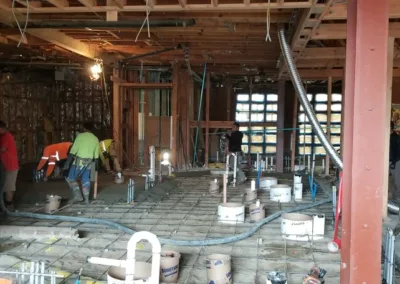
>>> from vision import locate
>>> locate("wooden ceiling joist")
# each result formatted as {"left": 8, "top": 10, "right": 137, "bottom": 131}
{"left": 47, "top": 0, "right": 69, "bottom": 8}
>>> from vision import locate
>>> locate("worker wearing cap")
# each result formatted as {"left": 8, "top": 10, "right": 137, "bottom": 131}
{"left": 64, "top": 122, "right": 99, "bottom": 204}
{"left": 99, "top": 139, "right": 121, "bottom": 174}
{"left": 36, "top": 142, "right": 72, "bottom": 180}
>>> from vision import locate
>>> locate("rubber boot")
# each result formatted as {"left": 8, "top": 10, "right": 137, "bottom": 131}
{"left": 66, "top": 178, "right": 83, "bottom": 203}
{"left": 82, "top": 183, "right": 90, "bottom": 204}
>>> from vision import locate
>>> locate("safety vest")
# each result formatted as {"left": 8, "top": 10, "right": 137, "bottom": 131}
{"left": 37, "top": 142, "right": 72, "bottom": 177}
{"left": 99, "top": 139, "right": 113, "bottom": 153}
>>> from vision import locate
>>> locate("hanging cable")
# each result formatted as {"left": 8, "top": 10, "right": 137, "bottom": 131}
{"left": 12, "top": 0, "right": 30, "bottom": 47}
{"left": 135, "top": 0, "right": 151, "bottom": 42}
{"left": 265, "top": 0, "right": 272, "bottom": 42}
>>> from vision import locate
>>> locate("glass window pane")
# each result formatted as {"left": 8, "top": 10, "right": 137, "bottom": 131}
{"left": 316, "top": 113, "right": 327, "bottom": 122}
{"left": 314, "top": 137, "right": 321, "bottom": 144}
{"left": 299, "top": 146, "right": 312, "bottom": 155}
{"left": 265, "top": 134, "right": 276, "bottom": 143}
{"left": 265, "top": 146, "right": 276, "bottom": 154}
{"left": 315, "top": 93, "right": 328, "bottom": 102}
{"left": 241, "top": 145, "right": 249, "bottom": 153}
{"left": 251, "top": 126, "right": 264, "bottom": 133}
{"left": 330, "top": 126, "right": 341, "bottom": 134}
{"left": 267, "top": 94, "right": 278, "bottom": 101}
{"left": 299, "top": 124, "right": 312, "bottom": 134}
{"left": 252, "top": 94, "right": 265, "bottom": 102}
{"left": 251, "top": 113, "right": 264, "bottom": 122}
{"left": 299, "top": 135, "right": 312, "bottom": 144}
{"left": 331, "top": 103, "right": 342, "bottom": 111}
{"left": 237, "top": 94, "right": 249, "bottom": 101}
{"left": 251, "top": 104, "right": 265, "bottom": 111}
{"left": 307, "top": 94, "right": 313, "bottom": 101}
{"left": 315, "top": 146, "right": 326, "bottom": 155}
{"left": 265, "top": 126, "right": 277, "bottom": 134}
{"left": 242, "top": 134, "right": 249, "bottom": 143}
{"left": 299, "top": 113, "right": 309, "bottom": 123}
{"left": 266, "top": 113, "right": 277, "bottom": 122}
{"left": 236, "top": 112, "right": 249, "bottom": 122}
{"left": 239, "top": 126, "right": 248, "bottom": 132}
{"left": 237, "top": 103, "right": 249, "bottom": 111}
{"left": 315, "top": 104, "right": 327, "bottom": 111}
{"left": 331, "top": 136, "right": 341, "bottom": 144}
{"left": 250, "top": 145, "right": 263, "bottom": 154}
{"left": 266, "top": 104, "right": 278, "bottom": 111}
{"left": 252, "top": 134, "right": 264, "bottom": 143}
{"left": 332, "top": 93, "right": 342, "bottom": 102}
{"left": 331, "top": 113, "right": 342, "bottom": 123}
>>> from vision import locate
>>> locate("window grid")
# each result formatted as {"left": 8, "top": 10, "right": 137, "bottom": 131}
{"left": 297, "top": 93, "right": 342, "bottom": 156}
{"left": 235, "top": 93, "right": 278, "bottom": 154}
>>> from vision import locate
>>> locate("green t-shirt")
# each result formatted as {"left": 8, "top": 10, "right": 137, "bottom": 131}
{"left": 70, "top": 132, "right": 99, "bottom": 160}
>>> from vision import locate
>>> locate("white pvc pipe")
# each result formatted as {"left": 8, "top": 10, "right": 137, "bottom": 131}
{"left": 225, "top": 154, "right": 230, "bottom": 175}
{"left": 88, "top": 257, "right": 125, "bottom": 268}
{"left": 223, "top": 174, "right": 227, "bottom": 204}
{"left": 125, "top": 231, "right": 161, "bottom": 284}
{"left": 233, "top": 153, "right": 237, "bottom": 187}
{"left": 149, "top": 146, "right": 155, "bottom": 183}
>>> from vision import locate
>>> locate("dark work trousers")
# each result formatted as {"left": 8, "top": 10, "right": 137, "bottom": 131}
{"left": 390, "top": 160, "right": 400, "bottom": 200}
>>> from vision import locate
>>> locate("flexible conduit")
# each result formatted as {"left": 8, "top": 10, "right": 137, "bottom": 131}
{"left": 278, "top": 26, "right": 343, "bottom": 171}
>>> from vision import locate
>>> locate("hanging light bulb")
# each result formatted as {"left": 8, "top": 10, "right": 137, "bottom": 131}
{"left": 89, "top": 58, "right": 103, "bottom": 81}
{"left": 90, "top": 63, "right": 102, "bottom": 74}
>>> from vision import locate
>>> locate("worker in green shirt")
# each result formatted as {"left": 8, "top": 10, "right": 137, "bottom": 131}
{"left": 64, "top": 122, "right": 99, "bottom": 204}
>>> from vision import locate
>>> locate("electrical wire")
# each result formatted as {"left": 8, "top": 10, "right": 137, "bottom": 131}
{"left": 135, "top": 0, "right": 151, "bottom": 42}
{"left": 12, "top": 0, "right": 30, "bottom": 47}
{"left": 265, "top": 0, "right": 272, "bottom": 42}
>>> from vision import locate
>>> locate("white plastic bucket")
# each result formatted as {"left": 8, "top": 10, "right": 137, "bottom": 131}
{"left": 312, "top": 214, "right": 325, "bottom": 240}
{"left": 209, "top": 180, "right": 220, "bottom": 195}
{"left": 293, "top": 183, "right": 303, "bottom": 200}
{"left": 206, "top": 254, "right": 232, "bottom": 284}
{"left": 217, "top": 203, "right": 245, "bottom": 224}
{"left": 281, "top": 213, "right": 313, "bottom": 241}
{"left": 294, "top": 175, "right": 302, "bottom": 183}
{"left": 244, "top": 188, "right": 257, "bottom": 202}
{"left": 249, "top": 202, "right": 265, "bottom": 221}
{"left": 259, "top": 177, "right": 278, "bottom": 190}
{"left": 160, "top": 251, "right": 181, "bottom": 283}
{"left": 44, "top": 195, "right": 62, "bottom": 214}
{"left": 270, "top": 184, "right": 291, "bottom": 203}
{"left": 107, "top": 262, "right": 151, "bottom": 284}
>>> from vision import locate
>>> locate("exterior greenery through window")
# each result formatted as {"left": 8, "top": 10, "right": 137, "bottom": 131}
{"left": 235, "top": 93, "right": 278, "bottom": 154}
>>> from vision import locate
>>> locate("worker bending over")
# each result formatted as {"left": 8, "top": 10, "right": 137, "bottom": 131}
{"left": 99, "top": 139, "right": 121, "bottom": 174}
{"left": 36, "top": 142, "right": 72, "bottom": 180}
{"left": 64, "top": 122, "right": 99, "bottom": 204}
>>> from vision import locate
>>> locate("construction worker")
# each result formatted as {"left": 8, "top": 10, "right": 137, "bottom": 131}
{"left": 99, "top": 139, "right": 122, "bottom": 174}
{"left": 0, "top": 120, "right": 18, "bottom": 211}
{"left": 64, "top": 122, "right": 99, "bottom": 204}
{"left": 36, "top": 142, "right": 72, "bottom": 180}
{"left": 225, "top": 122, "right": 247, "bottom": 184}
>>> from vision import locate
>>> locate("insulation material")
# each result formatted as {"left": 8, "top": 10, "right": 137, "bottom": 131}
{"left": 0, "top": 70, "right": 111, "bottom": 164}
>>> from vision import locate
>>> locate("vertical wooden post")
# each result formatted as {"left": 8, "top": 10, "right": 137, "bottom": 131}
{"left": 325, "top": 77, "right": 332, "bottom": 176}
{"left": 341, "top": 0, "right": 389, "bottom": 282}
{"left": 290, "top": 94, "right": 298, "bottom": 171}
{"left": 276, "top": 80, "right": 285, "bottom": 172}
{"left": 143, "top": 71, "right": 149, "bottom": 166}
{"left": 205, "top": 72, "right": 210, "bottom": 167}
{"left": 112, "top": 68, "right": 122, "bottom": 163}
{"left": 132, "top": 71, "right": 139, "bottom": 165}
{"left": 383, "top": 37, "right": 394, "bottom": 218}
{"left": 226, "top": 77, "right": 232, "bottom": 121}
{"left": 187, "top": 77, "right": 194, "bottom": 165}
{"left": 171, "top": 65, "right": 179, "bottom": 168}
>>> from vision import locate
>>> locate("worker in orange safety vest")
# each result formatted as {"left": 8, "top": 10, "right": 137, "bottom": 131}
{"left": 36, "top": 142, "right": 72, "bottom": 179}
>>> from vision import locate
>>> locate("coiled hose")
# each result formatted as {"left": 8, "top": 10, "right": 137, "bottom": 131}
{"left": 0, "top": 163, "right": 331, "bottom": 246}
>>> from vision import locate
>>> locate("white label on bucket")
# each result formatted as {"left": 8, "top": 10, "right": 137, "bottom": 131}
{"left": 161, "top": 265, "right": 178, "bottom": 277}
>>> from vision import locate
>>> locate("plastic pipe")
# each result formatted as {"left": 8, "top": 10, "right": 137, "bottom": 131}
{"left": 223, "top": 174, "right": 228, "bottom": 204}
{"left": 149, "top": 146, "right": 155, "bottom": 184}
{"left": 88, "top": 257, "right": 124, "bottom": 268}
{"left": 233, "top": 153, "right": 237, "bottom": 187}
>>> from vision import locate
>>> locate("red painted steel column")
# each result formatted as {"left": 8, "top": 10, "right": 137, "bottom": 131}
{"left": 341, "top": 0, "right": 389, "bottom": 283}
{"left": 276, "top": 79, "right": 285, "bottom": 172}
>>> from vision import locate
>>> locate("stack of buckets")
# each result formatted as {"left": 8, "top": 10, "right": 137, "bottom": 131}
{"left": 293, "top": 174, "right": 303, "bottom": 201}
{"left": 206, "top": 254, "right": 232, "bottom": 284}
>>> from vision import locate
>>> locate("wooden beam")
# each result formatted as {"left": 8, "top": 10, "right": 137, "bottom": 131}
{"left": 314, "top": 22, "right": 400, "bottom": 40}
{"left": 0, "top": 35, "right": 7, "bottom": 44}
{"left": 244, "top": 0, "right": 250, "bottom": 5}
{"left": 106, "top": 11, "right": 118, "bottom": 21}
{"left": 113, "top": 68, "right": 122, "bottom": 164}
{"left": 324, "top": 0, "right": 400, "bottom": 20}
{"left": 205, "top": 72, "right": 210, "bottom": 167}
{"left": 301, "top": 47, "right": 346, "bottom": 60}
{"left": 15, "top": 0, "right": 41, "bottom": 8}
{"left": 0, "top": 0, "right": 10, "bottom": 9}
{"left": 171, "top": 65, "right": 178, "bottom": 168}
{"left": 76, "top": 0, "right": 96, "bottom": 7}
{"left": 147, "top": 0, "right": 156, "bottom": 8}
{"left": 178, "top": 0, "right": 186, "bottom": 7}
{"left": 47, "top": 0, "right": 69, "bottom": 8}
{"left": 325, "top": 76, "right": 332, "bottom": 176}
{"left": 10, "top": 2, "right": 324, "bottom": 14}
{"left": 212, "top": 0, "right": 218, "bottom": 7}
{"left": 117, "top": 82, "right": 172, "bottom": 88}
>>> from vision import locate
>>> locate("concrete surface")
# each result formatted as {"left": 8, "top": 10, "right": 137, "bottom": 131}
{"left": 0, "top": 172, "right": 346, "bottom": 283}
